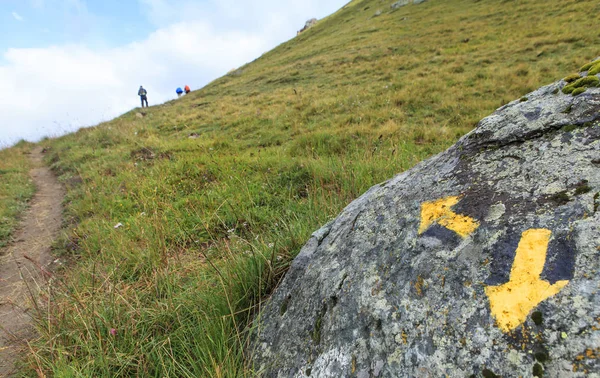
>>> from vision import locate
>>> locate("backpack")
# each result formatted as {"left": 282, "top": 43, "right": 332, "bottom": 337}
{"left": 140, "top": 88, "right": 147, "bottom": 96}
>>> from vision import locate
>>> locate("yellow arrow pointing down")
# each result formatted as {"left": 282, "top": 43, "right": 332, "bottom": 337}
{"left": 418, "top": 196, "right": 479, "bottom": 238}
{"left": 485, "top": 229, "right": 569, "bottom": 332}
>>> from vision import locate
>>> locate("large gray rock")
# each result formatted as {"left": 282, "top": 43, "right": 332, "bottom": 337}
{"left": 298, "top": 19, "right": 318, "bottom": 35}
{"left": 390, "top": 0, "right": 410, "bottom": 9}
{"left": 305, "top": 18, "right": 318, "bottom": 28}
{"left": 252, "top": 68, "right": 600, "bottom": 377}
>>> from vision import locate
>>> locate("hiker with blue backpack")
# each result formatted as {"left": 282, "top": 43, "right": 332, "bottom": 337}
{"left": 176, "top": 87, "right": 183, "bottom": 97}
{"left": 138, "top": 86, "right": 148, "bottom": 108}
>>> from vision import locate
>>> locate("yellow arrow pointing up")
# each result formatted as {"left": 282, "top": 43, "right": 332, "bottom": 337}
{"left": 418, "top": 196, "right": 479, "bottom": 238}
{"left": 485, "top": 229, "right": 569, "bottom": 332}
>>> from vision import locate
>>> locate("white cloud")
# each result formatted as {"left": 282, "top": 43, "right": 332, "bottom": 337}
{"left": 0, "top": 21, "right": 268, "bottom": 146}
{"left": 30, "top": 0, "right": 45, "bottom": 9}
{"left": 0, "top": 0, "right": 348, "bottom": 147}
{"left": 12, "top": 12, "right": 24, "bottom": 21}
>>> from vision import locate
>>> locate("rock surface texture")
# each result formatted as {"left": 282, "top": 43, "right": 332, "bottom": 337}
{"left": 298, "top": 19, "right": 318, "bottom": 35}
{"left": 252, "top": 68, "right": 600, "bottom": 377}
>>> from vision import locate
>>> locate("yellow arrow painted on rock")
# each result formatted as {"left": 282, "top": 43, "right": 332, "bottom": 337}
{"left": 485, "top": 229, "right": 569, "bottom": 332}
{"left": 418, "top": 196, "right": 479, "bottom": 238}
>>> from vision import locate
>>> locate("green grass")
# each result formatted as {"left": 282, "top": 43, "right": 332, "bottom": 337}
{"left": 0, "top": 141, "right": 35, "bottom": 248}
{"left": 4, "top": 0, "right": 596, "bottom": 376}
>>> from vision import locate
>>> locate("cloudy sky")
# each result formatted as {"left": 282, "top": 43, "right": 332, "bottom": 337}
{"left": 0, "top": 0, "right": 348, "bottom": 147}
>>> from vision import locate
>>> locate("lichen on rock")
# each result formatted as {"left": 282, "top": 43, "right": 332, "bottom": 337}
{"left": 251, "top": 66, "right": 600, "bottom": 377}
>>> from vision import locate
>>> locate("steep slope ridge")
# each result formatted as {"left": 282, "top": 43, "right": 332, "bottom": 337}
{"left": 13, "top": 0, "right": 598, "bottom": 375}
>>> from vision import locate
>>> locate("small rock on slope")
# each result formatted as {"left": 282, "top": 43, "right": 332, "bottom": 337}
{"left": 391, "top": 0, "right": 426, "bottom": 10}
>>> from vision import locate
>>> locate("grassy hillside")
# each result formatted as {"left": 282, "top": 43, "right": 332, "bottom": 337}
{"left": 9, "top": 0, "right": 597, "bottom": 376}
{"left": 0, "top": 142, "right": 35, "bottom": 248}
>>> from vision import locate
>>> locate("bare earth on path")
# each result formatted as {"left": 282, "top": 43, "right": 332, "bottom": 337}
{"left": 0, "top": 147, "right": 64, "bottom": 377}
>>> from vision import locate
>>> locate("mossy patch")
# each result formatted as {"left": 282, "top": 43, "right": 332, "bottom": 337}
{"left": 562, "top": 75, "right": 599, "bottom": 95}
{"left": 280, "top": 294, "right": 292, "bottom": 316}
{"left": 312, "top": 304, "right": 327, "bottom": 345}
{"left": 580, "top": 62, "right": 595, "bottom": 72}
{"left": 580, "top": 60, "right": 600, "bottom": 75}
{"left": 550, "top": 190, "right": 570, "bottom": 205}
{"left": 531, "top": 311, "right": 543, "bottom": 326}
{"left": 535, "top": 351, "right": 549, "bottom": 363}
{"left": 533, "top": 363, "right": 544, "bottom": 377}
{"left": 564, "top": 73, "right": 581, "bottom": 83}
{"left": 571, "top": 87, "right": 586, "bottom": 96}
{"left": 520, "top": 96, "right": 528, "bottom": 102}
{"left": 560, "top": 122, "right": 593, "bottom": 133}
{"left": 482, "top": 368, "right": 499, "bottom": 378}
{"left": 574, "top": 180, "right": 591, "bottom": 195}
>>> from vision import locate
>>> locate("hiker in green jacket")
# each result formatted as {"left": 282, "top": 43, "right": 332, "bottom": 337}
{"left": 138, "top": 86, "right": 148, "bottom": 108}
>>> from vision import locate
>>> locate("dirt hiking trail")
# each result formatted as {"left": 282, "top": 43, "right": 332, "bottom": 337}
{"left": 0, "top": 147, "right": 63, "bottom": 377}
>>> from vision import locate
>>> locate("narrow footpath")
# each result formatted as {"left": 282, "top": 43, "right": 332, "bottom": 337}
{"left": 0, "top": 147, "right": 63, "bottom": 377}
